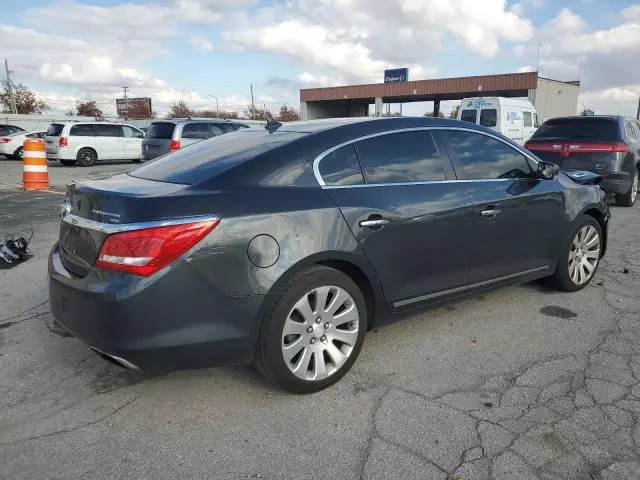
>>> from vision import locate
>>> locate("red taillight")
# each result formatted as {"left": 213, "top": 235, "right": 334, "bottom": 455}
{"left": 95, "top": 219, "right": 219, "bottom": 277}
{"left": 169, "top": 140, "right": 180, "bottom": 151}
{"left": 59, "top": 137, "right": 68, "bottom": 147}
{"left": 525, "top": 142, "right": 629, "bottom": 154}
{"left": 0, "top": 137, "right": 11, "bottom": 143}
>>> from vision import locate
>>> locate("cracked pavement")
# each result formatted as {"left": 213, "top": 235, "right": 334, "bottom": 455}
{"left": 1, "top": 172, "right": 640, "bottom": 479}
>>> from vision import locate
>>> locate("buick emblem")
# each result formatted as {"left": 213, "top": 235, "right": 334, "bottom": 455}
{"left": 60, "top": 199, "right": 72, "bottom": 219}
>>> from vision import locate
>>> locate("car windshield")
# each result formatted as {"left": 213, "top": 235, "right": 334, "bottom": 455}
{"left": 146, "top": 122, "right": 175, "bottom": 139}
{"left": 532, "top": 118, "right": 621, "bottom": 141}
{"left": 130, "top": 129, "right": 306, "bottom": 185}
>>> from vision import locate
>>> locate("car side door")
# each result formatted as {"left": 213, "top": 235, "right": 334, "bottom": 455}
{"left": 94, "top": 124, "right": 125, "bottom": 159}
{"left": 433, "top": 128, "right": 564, "bottom": 287}
{"left": 318, "top": 129, "right": 475, "bottom": 310}
{"left": 122, "top": 125, "right": 143, "bottom": 160}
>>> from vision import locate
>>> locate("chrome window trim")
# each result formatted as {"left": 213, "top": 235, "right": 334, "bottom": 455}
{"left": 312, "top": 126, "right": 540, "bottom": 188}
{"left": 61, "top": 213, "right": 219, "bottom": 235}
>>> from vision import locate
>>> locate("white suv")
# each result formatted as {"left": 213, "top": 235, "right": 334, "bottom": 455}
{"left": 45, "top": 122, "right": 145, "bottom": 167}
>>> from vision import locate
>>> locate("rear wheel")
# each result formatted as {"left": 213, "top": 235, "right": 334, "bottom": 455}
{"left": 256, "top": 266, "right": 367, "bottom": 393}
{"left": 60, "top": 159, "right": 77, "bottom": 166}
{"left": 547, "top": 215, "right": 602, "bottom": 292}
{"left": 12, "top": 146, "right": 23, "bottom": 160}
{"left": 616, "top": 169, "right": 638, "bottom": 207}
{"left": 76, "top": 148, "right": 97, "bottom": 167}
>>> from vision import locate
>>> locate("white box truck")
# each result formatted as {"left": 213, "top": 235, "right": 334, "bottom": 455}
{"left": 457, "top": 97, "right": 540, "bottom": 145}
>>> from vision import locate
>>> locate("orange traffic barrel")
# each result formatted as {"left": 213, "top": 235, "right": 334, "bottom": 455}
{"left": 23, "top": 138, "right": 49, "bottom": 191}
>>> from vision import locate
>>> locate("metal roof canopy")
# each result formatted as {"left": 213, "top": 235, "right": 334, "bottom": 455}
{"left": 300, "top": 72, "right": 542, "bottom": 103}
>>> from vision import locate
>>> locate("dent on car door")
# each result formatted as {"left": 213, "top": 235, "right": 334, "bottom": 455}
{"left": 318, "top": 129, "right": 475, "bottom": 309}
{"left": 434, "top": 129, "right": 564, "bottom": 286}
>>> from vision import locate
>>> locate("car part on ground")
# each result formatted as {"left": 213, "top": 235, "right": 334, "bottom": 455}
{"left": 49, "top": 117, "right": 610, "bottom": 393}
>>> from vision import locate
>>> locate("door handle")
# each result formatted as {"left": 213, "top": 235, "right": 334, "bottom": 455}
{"left": 480, "top": 208, "right": 501, "bottom": 218}
{"left": 359, "top": 218, "right": 389, "bottom": 228}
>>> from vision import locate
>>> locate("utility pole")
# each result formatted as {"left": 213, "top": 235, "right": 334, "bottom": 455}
{"left": 4, "top": 59, "right": 18, "bottom": 114}
{"left": 122, "top": 86, "right": 129, "bottom": 119}
{"left": 536, "top": 43, "right": 541, "bottom": 73}
{"left": 637, "top": 96, "right": 640, "bottom": 120}
{"left": 250, "top": 83, "right": 255, "bottom": 120}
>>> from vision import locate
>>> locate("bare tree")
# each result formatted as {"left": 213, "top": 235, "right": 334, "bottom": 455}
{"left": 244, "top": 105, "right": 272, "bottom": 121}
{"left": 192, "top": 109, "right": 240, "bottom": 120}
{"left": 449, "top": 104, "right": 460, "bottom": 119}
{"left": 277, "top": 105, "right": 300, "bottom": 122}
{"left": 76, "top": 100, "right": 103, "bottom": 118}
{"left": 0, "top": 80, "right": 49, "bottom": 114}
{"left": 167, "top": 101, "right": 191, "bottom": 118}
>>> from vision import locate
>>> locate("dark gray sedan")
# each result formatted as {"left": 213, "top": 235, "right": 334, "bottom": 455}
{"left": 49, "top": 117, "right": 609, "bottom": 393}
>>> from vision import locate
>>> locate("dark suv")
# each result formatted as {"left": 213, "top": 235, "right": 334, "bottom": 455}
{"left": 49, "top": 117, "right": 609, "bottom": 393}
{"left": 525, "top": 116, "right": 640, "bottom": 206}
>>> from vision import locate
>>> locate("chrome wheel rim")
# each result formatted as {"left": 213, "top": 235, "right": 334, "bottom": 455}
{"left": 281, "top": 285, "right": 359, "bottom": 381}
{"left": 80, "top": 151, "right": 94, "bottom": 164}
{"left": 568, "top": 225, "right": 600, "bottom": 285}
{"left": 631, "top": 171, "right": 638, "bottom": 203}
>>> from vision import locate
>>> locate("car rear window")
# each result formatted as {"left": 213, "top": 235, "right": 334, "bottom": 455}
{"left": 146, "top": 122, "right": 176, "bottom": 139}
{"left": 130, "top": 130, "right": 305, "bottom": 185}
{"left": 532, "top": 118, "right": 621, "bottom": 142}
{"left": 47, "top": 123, "right": 65, "bottom": 136}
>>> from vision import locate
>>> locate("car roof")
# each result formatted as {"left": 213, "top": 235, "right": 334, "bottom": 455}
{"left": 275, "top": 116, "right": 488, "bottom": 133}
{"left": 151, "top": 119, "right": 249, "bottom": 124}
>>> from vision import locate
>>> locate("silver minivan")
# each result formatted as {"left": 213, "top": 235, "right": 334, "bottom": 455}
{"left": 141, "top": 119, "right": 251, "bottom": 161}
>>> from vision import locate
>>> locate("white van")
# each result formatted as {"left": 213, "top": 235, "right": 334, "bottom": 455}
{"left": 457, "top": 97, "right": 539, "bottom": 145}
{"left": 45, "top": 122, "right": 145, "bottom": 166}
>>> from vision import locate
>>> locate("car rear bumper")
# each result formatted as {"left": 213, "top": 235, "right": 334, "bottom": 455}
{"left": 48, "top": 243, "right": 263, "bottom": 371}
{"left": 600, "top": 172, "right": 632, "bottom": 195}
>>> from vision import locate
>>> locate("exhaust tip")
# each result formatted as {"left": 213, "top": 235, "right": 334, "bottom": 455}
{"left": 90, "top": 347, "right": 141, "bottom": 371}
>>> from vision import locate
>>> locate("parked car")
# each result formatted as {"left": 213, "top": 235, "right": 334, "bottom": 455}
{"left": 0, "top": 130, "right": 46, "bottom": 159}
{"left": 457, "top": 97, "right": 540, "bottom": 145}
{"left": 45, "top": 122, "right": 145, "bottom": 167}
{"left": 0, "top": 124, "right": 25, "bottom": 136}
{"left": 525, "top": 116, "right": 640, "bottom": 206}
{"left": 49, "top": 117, "right": 609, "bottom": 393}
{"left": 141, "top": 119, "right": 250, "bottom": 161}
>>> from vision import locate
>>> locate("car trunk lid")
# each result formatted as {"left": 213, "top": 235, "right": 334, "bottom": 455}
{"left": 45, "top": 123, "right": 65, "bottom": 155}
{"left": 142, "top": 122, "right": 175, "bottom": 159}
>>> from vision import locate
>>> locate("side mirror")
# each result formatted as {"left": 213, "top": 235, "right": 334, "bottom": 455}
{"left": 537, "top": 161, "right": 559, "bottom": 180}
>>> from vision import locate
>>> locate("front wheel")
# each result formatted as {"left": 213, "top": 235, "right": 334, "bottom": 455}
{"left": 547, "top": 216, "right": 602, "bottom": 292}
{"left": 256, "top": 266, "right": 367, "bottom": 393}
{"left": 616, "top": 169, "right": 638, "bottom": 207}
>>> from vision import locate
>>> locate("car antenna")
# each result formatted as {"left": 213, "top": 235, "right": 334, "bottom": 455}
{"left": 264, "top": 112, "right": 282, "bottom": 134}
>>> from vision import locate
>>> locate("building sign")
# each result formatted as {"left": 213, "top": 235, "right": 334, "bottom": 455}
{"left": 116, "top": 97, "right": 152, "bottom": 118}
{"left": 384, "top": 68, "right": 409, "bottom": 83}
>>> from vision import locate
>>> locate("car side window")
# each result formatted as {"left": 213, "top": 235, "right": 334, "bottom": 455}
{"left": 95, "top": 125, "right": 123, "bottom": 137}
{"left": 206, "top": 123, "right": 224, "bottom": 136}
{"left": 318, "top": 144, "right": 364, "bottom": 186}
{"left": 440, "top": 130, "right": 532, "bottom": 180}
{"left": 460, "top": 110, "right": 477, "bottom": 123}
{"left": 182, "top": 123, "right": 208, "bottom": 139}
{"left": 624, "top": 122, "right": 636, "bottom": 140}
{"left": 354, "top": 131, "right": 446, "bottom": 184}
{"left": 69, "top": 124, "right": 95, "bottom": 137}
{"left": 523, "top": 111, "right": 532, "bottom": 127}
{"left": 479, "top": 109, "right": 497, "bottom": 128}
{"left": 213, "top": 123, "right": 235, "bottom": 134}
{"left": 122, "top": 126, "right": 142, "bottom": 138}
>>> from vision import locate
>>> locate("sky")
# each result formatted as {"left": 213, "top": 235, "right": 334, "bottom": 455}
{"left": 1, "top": 0, "right": 640, "bottom": 118}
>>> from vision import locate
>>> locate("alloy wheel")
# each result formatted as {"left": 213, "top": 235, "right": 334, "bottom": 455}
{"left": 568, "top": 225, "right": 600, "bottom": 285}
{"left": 281, "top": 285, "right": 360, "bottom": 381}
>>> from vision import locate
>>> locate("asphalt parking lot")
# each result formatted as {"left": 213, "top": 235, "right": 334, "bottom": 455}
{"left": 1, "top": 158, "right": 640, "bottom": 480}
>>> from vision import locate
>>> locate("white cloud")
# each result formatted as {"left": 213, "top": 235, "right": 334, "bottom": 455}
{"left": 189, "top": 36, "right": 215, "bottom": 52}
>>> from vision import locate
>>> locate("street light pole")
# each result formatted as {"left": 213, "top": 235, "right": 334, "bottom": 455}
{"left": 208, "top": 95, "right": 219, "bottom": 118}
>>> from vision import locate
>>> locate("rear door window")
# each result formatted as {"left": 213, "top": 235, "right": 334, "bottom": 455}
{"left": 355, "top": 131, "right": 447, "bottom": 184}
{"left": 523, "top": 111, "right": 533, "bottom": 127}
{"left": 318, "top": 144, "right": 364, "bottom": 186}
{"left": 479, "top": 109, "right": 498, "bottom": 128}
{"left": 146, "top": 122, "right": 175, "bottom": 139}
{"left": 69, "top": 124, "right": 95, "bottom": 137}
{"left": 460, "top": 110, "right": 477, "bottom": 123}
{"left": 439, "top": 130, "right": 532, "bottom": 180}
{"left": 182, "top": 123, "right": 209, "bottom": 139}
{"left": 95, "top": 125, "right": 123, "bottom": 137}
{"left": 47, "top": 124, "right": 65, "bottom": 136}
{"left": 213, "top": 123, "right": 235, "bottom": 134}
{"left": 532, "top": 118, "right": 621, "bottom": 141}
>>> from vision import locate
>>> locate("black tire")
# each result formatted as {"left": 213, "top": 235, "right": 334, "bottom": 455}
{"left": 12, "top": 146, "right": 23, "bottom": 160}
{"left": 76, "top": 148, "right": 97, "bottom": 167}
{"left": 616, "top": 169, "right": 638, "bottom": 207}
{"left": 546, "top": 215, "right": 603, "bottom": 292}
{"left": 256, "top": 265, "right": 367, "bottom": 394}
{"left": 59, "top": 159, "right": 77, "bottom": 166}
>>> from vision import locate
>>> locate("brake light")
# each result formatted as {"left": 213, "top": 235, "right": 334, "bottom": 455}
{"left": 59, "top": 137, "right": 68, "bottom": 147}
{"left": 95, "top": 219, "right": 219, "bottom": 276}
{"left": 0, "top": 137, "right": 11, "bottom": 143}
{"left": 525, "top": 142, "right": 629, "bottom": 154}
{"left": 169, "top": 140, "right": 180, "bottom": 151}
